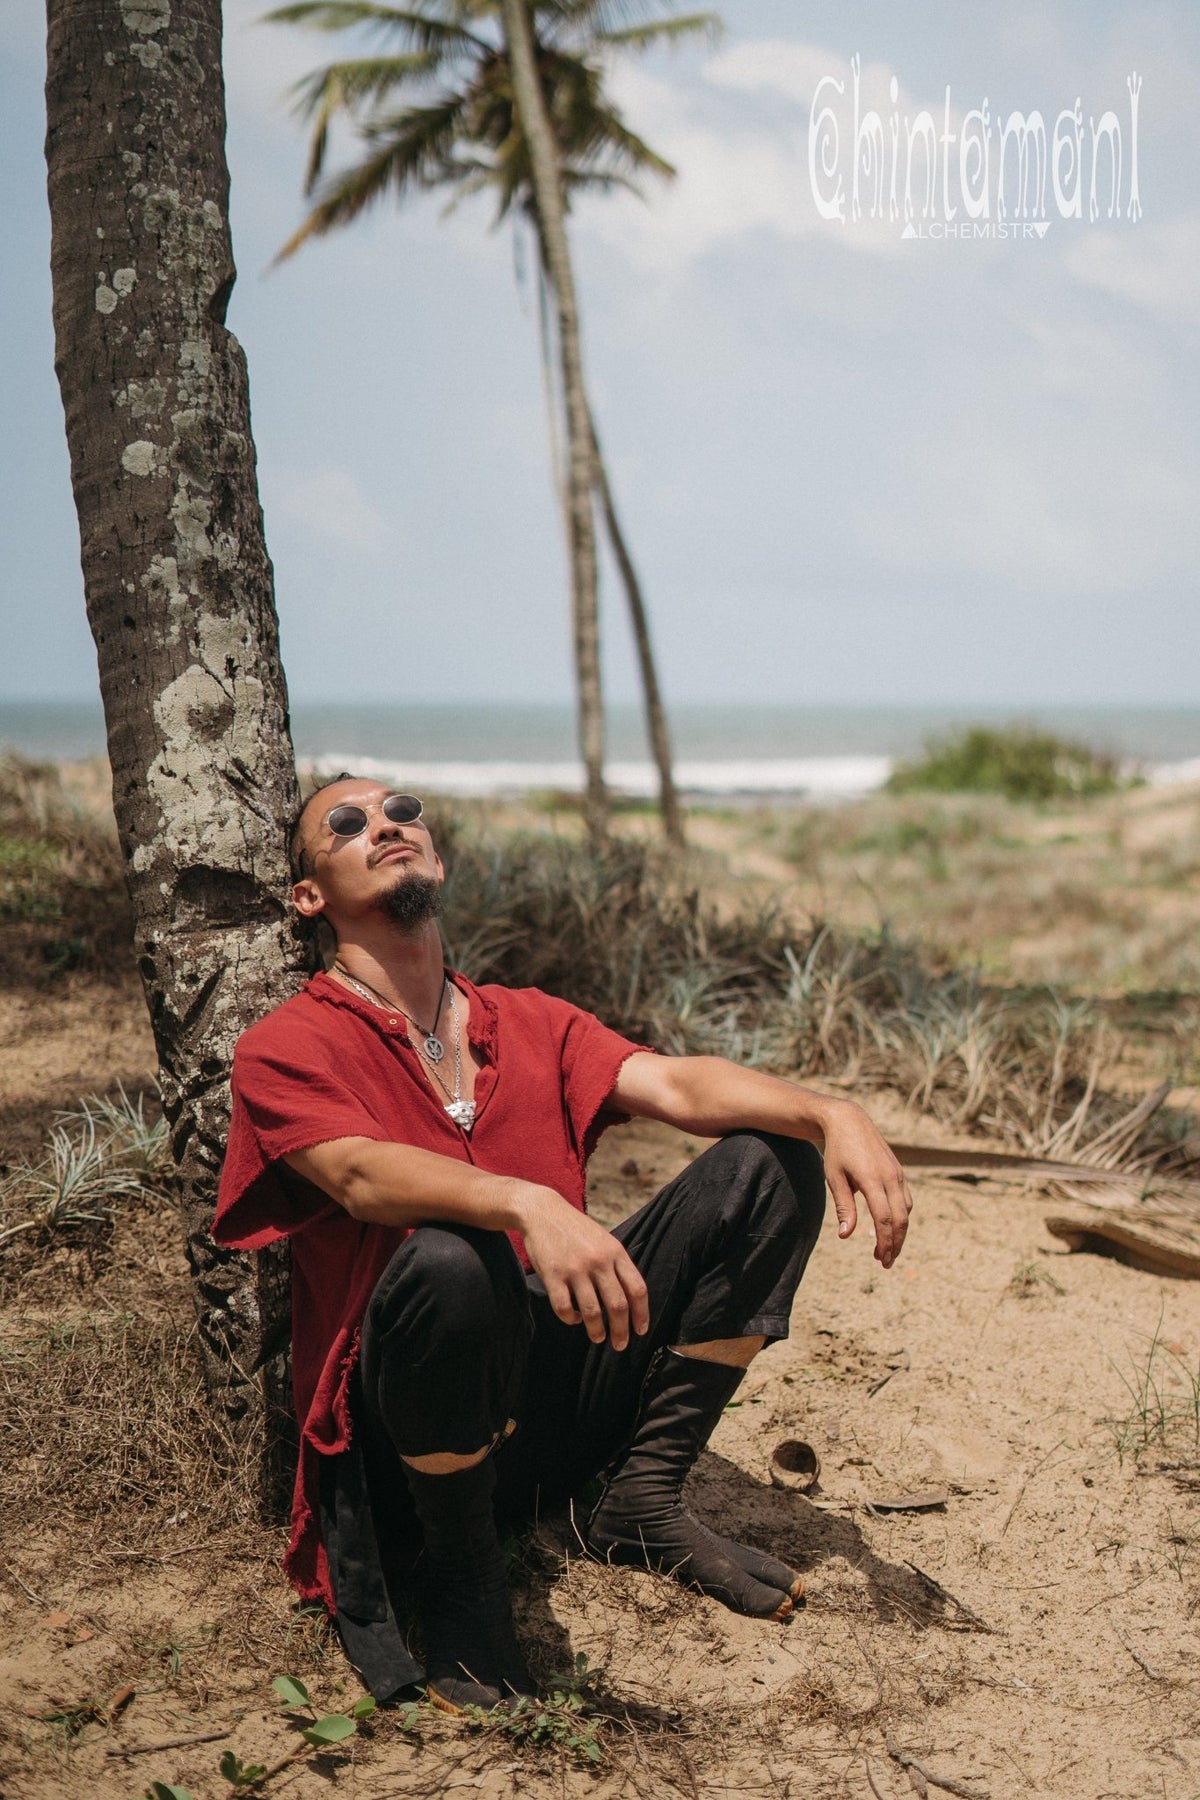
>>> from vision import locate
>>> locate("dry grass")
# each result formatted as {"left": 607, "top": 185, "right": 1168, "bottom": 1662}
{"left": 1, "top": 1311, "right": 233, "bottom": 1533}
{"left": 0, "top": 752, "right": 130, "bottom": 982}
{"left": 437, "top": 822, "right": 1196, "bottom": 1176}
{"left": 737, "top": 782, "right": 1200, "bottom": 997}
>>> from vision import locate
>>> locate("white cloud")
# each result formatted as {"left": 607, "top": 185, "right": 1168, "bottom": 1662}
{"left": 579, "top": 47, "right": 999, "bottom": 273}
{"left": 705, "top": 39, "right": 884, "bottom": 110}
{"left": 1065, "top": 216, "right": 1200, "bottom": 328}
{"left": 842, "top": 338, "right": 1200, "bottom": 598}
{"left": 994, "top": 12, "right": 1200, "bottom": 123}
{"left": 269, "top": 467, "right": 396, "bottom": 555}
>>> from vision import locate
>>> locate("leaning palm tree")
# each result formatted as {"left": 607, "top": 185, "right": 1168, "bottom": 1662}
{"left": 266, "top": 0, "right": 716, "bottom": 844}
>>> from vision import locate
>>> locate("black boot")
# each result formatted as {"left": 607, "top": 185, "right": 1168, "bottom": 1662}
{"left": 587, "top": 1349, "right": 804, "bottom": 1620}
{"left": 404, "top": 1457, "right": 536, "bottom": 1713}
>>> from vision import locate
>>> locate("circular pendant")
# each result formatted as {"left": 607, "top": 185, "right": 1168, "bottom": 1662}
{"left": 423, "top": 1034, "right": 446, "bottom": 1063}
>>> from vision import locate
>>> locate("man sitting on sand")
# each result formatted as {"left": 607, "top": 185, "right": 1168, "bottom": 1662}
{"left": 213, "top": 777, "right": 912, "bottom": 1713}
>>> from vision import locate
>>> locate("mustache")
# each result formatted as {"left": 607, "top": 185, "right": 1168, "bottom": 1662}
{"left": 369, "top": 838, "right": 423, "bottom": 868}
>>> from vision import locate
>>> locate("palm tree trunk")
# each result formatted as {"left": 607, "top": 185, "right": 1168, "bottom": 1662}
{"left": 532, "top": 260, "right": 683, "bottom": 846}
{"left": 586, "top": 409, "right": 685, "bottom": 846}
{"left": 498, "top": 0, "right": 607, "bottom": 845}
{"left": 45, "top": 0, "right": 305, "bottom": 1511}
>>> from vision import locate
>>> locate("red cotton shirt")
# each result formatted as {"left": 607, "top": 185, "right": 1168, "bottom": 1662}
{"left": 212, "top": 969, "right": 647, "bottom": 1609}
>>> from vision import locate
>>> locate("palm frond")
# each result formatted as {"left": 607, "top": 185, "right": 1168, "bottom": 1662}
{"left": 263, "top": 1, "right": 488, "bottom": 55}
{"left": 299, "top": 70, "right": 340, "bottom": 188}
{"left": 593, "top": 13, "right": 722, "bottom": 52}
{"left": 438, "top": 161, "right": 501, "bottom": 217}
{"left": 290, "top": 55, "right": 447, "bottom": 188}
{"left": 559, "top": 167, "right": 645, "bottom": 202}
{"left": 289, "top": 52, "right": 445, "bottom": 118}
{"left": 274, "top": 152, "right": 404, "bottom": 260}
{"left": 273, "top": 91, "right": 473, "bottom": 259}
{"left": 563, "top": 105, "right": 676, "bottom": 183}
{"left": 538, "top": 0, "right": 696, "bottom": 35}
{"left": 269, "top": 0, "right": 702, "bottom": 250}
{"left": 537, "top": 50, "right": 676, "bottom": 183}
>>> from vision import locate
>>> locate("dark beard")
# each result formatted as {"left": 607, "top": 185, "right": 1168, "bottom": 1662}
{"left": 379, "top": 872, "right": 442, "bottom": 933}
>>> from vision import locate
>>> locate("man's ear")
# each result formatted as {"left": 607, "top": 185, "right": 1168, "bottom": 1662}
{"left": 292, "top": 878, "right": 325, "bottom": 919}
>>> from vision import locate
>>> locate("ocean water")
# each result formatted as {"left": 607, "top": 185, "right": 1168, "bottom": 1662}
{"left": 3, "top": 699, "right": 1199, "bottom": 801}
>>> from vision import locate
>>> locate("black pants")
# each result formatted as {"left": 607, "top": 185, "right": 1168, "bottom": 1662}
{"left": 361, "top": 1131, "right": 825, "bottom": 1513}
{"left": 328, "top": 1131, "right": 825, "bottom": 1699}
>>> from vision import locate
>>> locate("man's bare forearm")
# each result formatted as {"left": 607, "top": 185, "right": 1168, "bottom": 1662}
{"left": 282, "top": 1136, "right": 554, "bottom": 1232}
{"left": 281, "top": 1135, "right": 651, "bottom": 1345}
{"left": 612, "top": 1051, "right": 913, "bottom": 1267}
{"left": 618, "top": 1054, "right": 845, "bottom": 1143}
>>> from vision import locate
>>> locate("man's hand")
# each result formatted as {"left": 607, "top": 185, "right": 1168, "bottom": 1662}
{"left": 283, "top": 1136, "right": 650, "bottom": 1347}
{"left": 612, "top": 1053, "right": 914, "bottom": 1270}
{"left": 515, "top": 1189, "right": 650, "bottom": 1351}
{"left": 817, "top": 1099, "right": 913, "bottom": 1268}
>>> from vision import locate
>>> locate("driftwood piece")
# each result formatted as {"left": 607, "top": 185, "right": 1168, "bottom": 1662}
{"left": 107, "top": 1727, "right": 232, "bottom": 1758}
{"left": 891, "top": 1131, "right": 1200, "bottom": 1280}
{"left": 886, "top": 1730, "right": 991, "bottom": 1799}
{"left": 866, "top": 1491, "right": 950, "bottom": 1515}
{"left": 1044, "top": 1209, "right": 1200, "bottom": 1280}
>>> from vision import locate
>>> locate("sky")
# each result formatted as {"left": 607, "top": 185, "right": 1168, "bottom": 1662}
{"left": 2, "top": 1, "right": 1197, "bottom": 708}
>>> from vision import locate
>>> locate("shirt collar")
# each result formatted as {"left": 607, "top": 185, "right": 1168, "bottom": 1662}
{"left": 308, "top": 965, "right": 498, "bottom": 1057}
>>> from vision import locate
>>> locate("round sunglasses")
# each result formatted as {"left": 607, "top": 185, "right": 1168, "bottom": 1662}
{"left": 324, "top": 793, "right": 424, "bottom": 839}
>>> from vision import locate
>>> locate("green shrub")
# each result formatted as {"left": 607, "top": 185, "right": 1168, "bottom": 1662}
{"left": 0, "top": 836, "right": 66, "bottom": 923}
{"left": 886, "top": 726, "right": 1121, "bottom": 802}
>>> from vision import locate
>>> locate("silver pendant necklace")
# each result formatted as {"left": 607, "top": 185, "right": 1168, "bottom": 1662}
{"left": 333, "top": 963, "right": 448, "bottom": 1062}
{"left": 407, "top": 984, "right": 475, "bottom": 1133}
{"left": 333, "top": 964, "right": 475, "bottom": 1132}
{"left": 439, "top": 987, "right": 476, "bottom": 1133}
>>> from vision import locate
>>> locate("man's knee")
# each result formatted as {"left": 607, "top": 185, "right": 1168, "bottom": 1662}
{"left": 362, "top": 1225, "right": 531, "bottom": 1459}
{"left": 707, "top": 1130, "right": 826, "bottom": 1246}
{"left": 367, "top": 1223, "right": 527, "bottom": 1349}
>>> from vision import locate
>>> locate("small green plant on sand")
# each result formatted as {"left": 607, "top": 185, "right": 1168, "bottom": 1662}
{"left": 463, "top": 1653, "right": 607, "bottom": 1765}
{"left": 1102, "top": 1324, "right": 1200, "bottom": 1463}
{"left": 1009, "top": 1259, "right": 1065, "bottom": 1299}
{"left": 0, "top": 1084, "right": 170, "bottom": 1250}
{"left": 144, "top": 1785, "right": 196, "bottom": 1800}
{"left": 219, "top": 1748, "right": 270, "bottom": 1787}
{"left": 888, "top": 725, "right": 1121, "bottom": 802}
{"left": 271, "top": 1671, "right": 377, "bottom": 1743}
{"left": 205, "top": 1676, "right": 377, "bottom": 1795}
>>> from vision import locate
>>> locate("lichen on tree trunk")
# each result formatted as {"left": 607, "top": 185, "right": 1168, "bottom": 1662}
{"left": 45, "top": 0, "right": 307, "bottom": 1510}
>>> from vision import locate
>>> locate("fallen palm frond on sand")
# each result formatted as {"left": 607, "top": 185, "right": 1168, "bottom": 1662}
{"left": 889, "top": 1080, "right": 1200, "bottom": 1278}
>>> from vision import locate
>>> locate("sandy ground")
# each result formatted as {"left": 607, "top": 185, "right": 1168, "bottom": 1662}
{"left": 0, "top": 978, "right": 157, "bottom": 1163}
{"left": 2, "top": 1001, "right": 1199, "bottom": 1800}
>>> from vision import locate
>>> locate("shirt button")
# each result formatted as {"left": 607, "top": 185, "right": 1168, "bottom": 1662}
{"left": 388, "top": 1017, "right": 398, "bottom": 1027}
